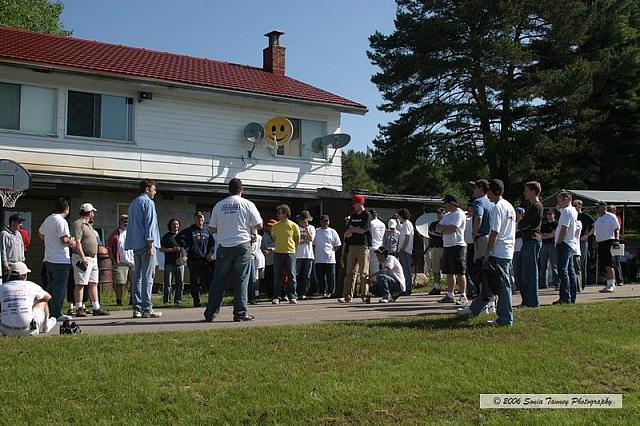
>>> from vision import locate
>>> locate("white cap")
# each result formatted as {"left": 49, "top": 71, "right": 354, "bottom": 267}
{"left": 388, "top": 219, "right": 397, "bottom": 229}
{"left": 80, "top": 203, "right": 97, "bottom": 213}
{"left": 10, "top": 262, "right": 31, "bottom": 275}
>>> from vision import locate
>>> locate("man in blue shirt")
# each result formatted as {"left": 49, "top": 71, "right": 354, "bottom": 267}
{"left": 470, "top": 180, "right": 494, "bottom": 298}
{"left": 125, "top": 178, "right": 161, "bottom": 318}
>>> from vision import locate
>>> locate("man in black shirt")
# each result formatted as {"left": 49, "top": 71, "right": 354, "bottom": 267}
{"left": 539, "top": 209, "right": 559, "bottom": 289}
{"left": 338, "top": 195, "right": 371, "bottom": 303}
{"left": 427, "top": 208, "right": 445, "bottom": 295}
{"left": 177, "top": 212, "right": 213, "bottom": 307}
{"left": 160, "top": 218, "right": 184, "bottom": 305}
{"left": 573, "top": 199, "right": 594, "bottom": 289}
{"left": 519, "top": 181, "right": 544, "bottom": 306}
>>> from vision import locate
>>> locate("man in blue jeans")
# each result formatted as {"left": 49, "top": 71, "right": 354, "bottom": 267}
{"left": 38, "top": 197, "right": 74, "bottom": 321}
{"left": 205, "top": 178, "right": 263, "bottom": 322}
{"left": 459, "top": 179, "right": 516, "bottom": 326}
{"left": 553, "top": 192, "right": 579, "bottom": 305}
{"left": 518, "top": 181, "right": 544, "bottom": 307}
{"left": 125, "top": 179, "right": 162, "bottom": 318}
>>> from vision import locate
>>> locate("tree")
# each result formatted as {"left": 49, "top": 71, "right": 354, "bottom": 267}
{"left": 341, "top": 150, "right": 386, "bottom": 193}
{"left": 368, "top": 0, "right": 593, "bottom": 197}
{"left": 0, "top": 0, "right": 71, "bottom": 35}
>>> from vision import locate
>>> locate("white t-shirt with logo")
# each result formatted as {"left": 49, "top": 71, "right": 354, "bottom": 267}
{"left": 382, "top": 255, "right": 406, "bottom": 292}
{"left": 489, "top": 199, "right": 516, "bottom": 259}
{"left": 397, "top": 220, "right": 415, "bottom": 254}
{"left": 439, "top": 208, "right": 466, "bottom": 247}
{"left": 555, "top": 206, "right": 579, "bottom": 251}
{"left": 209, "top": 195, "right": 262, "bottom": 247}
{"left": 39, "top": 213, "right": 70, "bottom": 264}
{"left": 313, "top": 227, "right": 341, "bottom": 264}
{"left": 1, "top": 280, "right": 46, "bottom": 328}
{"left": 594, "top": 212, "right": 620, "bottom": 242}
{"left": 370, "top": 218, "right": 386, "bottom": 250}
{"left": 296, "top": 224, "right": 316, "bottom": 259}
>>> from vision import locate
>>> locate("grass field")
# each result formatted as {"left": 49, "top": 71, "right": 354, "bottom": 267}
{"left": 1, "top": 300, "right": 638, "bottom": 425}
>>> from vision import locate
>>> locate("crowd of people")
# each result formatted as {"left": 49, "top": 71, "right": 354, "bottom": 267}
{"left": 0, "top": 176, "right": 628, "bottom": 335}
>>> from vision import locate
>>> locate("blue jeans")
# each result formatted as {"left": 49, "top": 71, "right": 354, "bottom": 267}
{"left": 296, "top": 258, "right": 313, "bottom": 296}
{"left": 539, "top": 243, "right": 558, "bottom": 287}
{"left": 398, "top": 251, "right": 412, "bottom": 294}
{"left": 556, "top": 242, "right": 577, "bottom": 303}
{"left": 372, "top": 274, "right": 402, "bottom": 298}
{"left": 163, "top": 263, "right": 184, "bottom": 304}
{"left": 205, "top": 242, "right": 251, "bottom": 320}
{"left": 45, "top": 261, "right": 70, "bottom": 318}
{"left": 520, "top": 240, "right": 541, "bottom": 307}
{"left": 273, "top": 253, "right": 297, "bottom": 300}
{"left": 315, "top": 263, "right": 336, "bottom": 295}
{"left": 470, "top": 257, "right": 513, "bottom": 325}
{"left": 133, "top": 249, "right": 156, "bottom": 313}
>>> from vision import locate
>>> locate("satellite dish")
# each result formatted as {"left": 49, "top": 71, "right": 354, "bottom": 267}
{"left": 415, "top": 213, "right": 436, "bottom": 237}
{"left": 243, "top": 122, "right": 264, "bottom": 158}
{"left": 311, "top": 133, "right": 351, "bottom": 162}
{"left": 244, "top": 122, "right": 264, "bottom": 143}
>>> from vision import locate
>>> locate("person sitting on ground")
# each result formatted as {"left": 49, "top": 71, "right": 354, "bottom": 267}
{"left": 366, "top": 247, "right": 405, "bottom": 303}
{"left": 0, "top": 262, "right": 57, "bottom": 336}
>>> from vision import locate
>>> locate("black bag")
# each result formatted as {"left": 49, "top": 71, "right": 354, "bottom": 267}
{"left": 59, "top": 320, "right": 82, "bottom": 335}
{"left": 484, "top": 258, "right": 504, "bottom": 295}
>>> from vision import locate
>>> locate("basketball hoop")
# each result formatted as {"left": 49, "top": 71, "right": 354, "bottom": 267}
{"left": 0, "top": 188, "right": 25, "bottom": 208}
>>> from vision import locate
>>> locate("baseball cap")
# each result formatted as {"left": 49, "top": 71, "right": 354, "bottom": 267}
{"left": 8, "top": 213, "right": 24, "bottom": 223}
{"left": 515, "top": 207, "right": 525, "bottom": 214}
{"left": 351, "top": 195, "right": 365, "bottom": 205}
{"left": 9, "top": 262, "right": 31, "bottom": 275}
{"left": 266, "top": 219, "right": 278, "bottom": 227}
{"left": 320, "top": 214, "right": 330, "bottom": 222}
{"left": 387, "top": 219, "right": 397, "bottom": 229}
{"left": 442, "top": 195, "right": 459, "bottom": 206}
{"left": 80, "top": 203, "right": 97, "bottom": 213}
{"left": 194, "top": 211, "right": 205, "bottom": 218}
{"left": 375, "top": 247, "right": 389, "bottom": 256}
{"left": 435, "top": 208, "right": 446, "bottom": 214}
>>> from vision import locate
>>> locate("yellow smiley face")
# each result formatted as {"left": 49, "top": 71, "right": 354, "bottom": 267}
{"left": 264, "top": 116, "right": 293, "bottom": 146}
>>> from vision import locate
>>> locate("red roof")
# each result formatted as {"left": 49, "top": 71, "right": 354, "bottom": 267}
{"left": 0, "top": 27, "right": 366, "bottom": 112}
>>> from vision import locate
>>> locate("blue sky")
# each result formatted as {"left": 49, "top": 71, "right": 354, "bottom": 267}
{"left": 59, "top": 0, "right": 400, "bottom": 152}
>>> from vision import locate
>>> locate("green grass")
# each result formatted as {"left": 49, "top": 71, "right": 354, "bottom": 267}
{"left": 1, "top": 300, "right": 639, "bottom": 425}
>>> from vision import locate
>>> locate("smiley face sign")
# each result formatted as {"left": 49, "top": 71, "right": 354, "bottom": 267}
{"left": 264, "top": 116, "right": 294, "bottom": 146}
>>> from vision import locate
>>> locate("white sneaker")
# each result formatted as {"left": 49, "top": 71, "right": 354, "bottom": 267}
{"left": 57, "top": 314, "right": 72, "bottom": 321}
{"left": 44, "top": 317, "right": 57, "bottom": 333}
{"left": 272, "top": 298, "right": 280, "bottom": 305}
{"left": 289, "top": 299, "right": 298, "bottom": 304}
{"left": 455, "top": 295, "right": 469, "bottom": 305}
{"left": 337, "top": 298, "right": 347, "bottom": 303}
{"left": 482, "top": 303, "right": 496, "bottom": 315}
{"left": 282, "top": 296, "right": 289, "bottom": 302}
{"left": 457, "top": 307, "right": 473, "bottom": 316}
{"left": 599, "top": 286, "right": 615, "bottom": 293}
{"left": 142, "top": 311, "right": 162, "bottom": 318}
{"left": 378, "top": 297, "right": 390, "bottom": 303}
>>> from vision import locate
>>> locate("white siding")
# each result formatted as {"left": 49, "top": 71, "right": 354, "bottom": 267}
{"left": 0, "top": 65, "right": 345, "bottom": 190}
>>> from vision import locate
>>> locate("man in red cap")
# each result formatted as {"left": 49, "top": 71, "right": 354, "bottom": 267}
{"left": 338, "top": 195, "right": 371, "bottom": 303}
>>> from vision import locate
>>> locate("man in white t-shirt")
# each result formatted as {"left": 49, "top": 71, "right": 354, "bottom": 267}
{"left": 313, "top": 214, "right": 341, "bottom": 297}
{"left": 366, "top": 247, "right": 405, "bottom": 303}
{"left": 594, "top": 202, "right": 620, "bottom": 293}
{"left": 553, "top": 192, "right": 579, "bottom": 305}
{"left": 396, "top": 208, "right": 414, "bottom": 295}
{"left": 436, "top": 195, "right": 467, "bottom": 305}
{"left": 296, "top": 210, "right": 316, "bottom": 300}
{"left": 205, "top": 178, "right": 263, "bottom": 322}
{"left": 38, "top": 197, "right": 74, "bottom": 322}
{"left": 462, "top": 179, "right": 516, "bottom": 326}
{"left": 368, "top": 209, "right": 387, "bottom": 275}
{"left": 0, "top": 262, "right": 57, "bottom": 336}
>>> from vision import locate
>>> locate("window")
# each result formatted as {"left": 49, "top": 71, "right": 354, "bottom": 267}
{"left": 0, "top": 82, "right": 57, "bottom": 134}
{"left": 67, "top": 91, "right": 133, "bottom": 141}
{"left": 277, "top": 118, "right": 326, "bottom": 159}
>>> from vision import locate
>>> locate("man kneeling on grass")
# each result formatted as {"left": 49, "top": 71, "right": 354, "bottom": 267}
{"left": 0, "top": 262, "right": 57, "bottom": 336}
{"left": 365, "top": 247, "right": 405, "bottom": 303}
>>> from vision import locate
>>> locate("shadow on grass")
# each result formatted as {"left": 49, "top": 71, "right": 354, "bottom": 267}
{"left": 342, "top": 312, "right": 480, "bottom": 331}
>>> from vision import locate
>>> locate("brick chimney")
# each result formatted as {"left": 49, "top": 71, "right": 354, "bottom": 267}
{"left": 263, "top": 30, "right": 285, "bottom": 75}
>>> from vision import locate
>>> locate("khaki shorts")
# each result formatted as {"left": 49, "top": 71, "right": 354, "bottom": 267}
{"left": 113, "top": 263, "right": 134, "bottom": 285}
{"left": 72, "top": 254, "right": 99, "bottom": 285}
{"left": 474, "top": 235, "right": 489, "bottom": 262}
{"left": 431, "top": 247, "right": 443, "bottom": 274}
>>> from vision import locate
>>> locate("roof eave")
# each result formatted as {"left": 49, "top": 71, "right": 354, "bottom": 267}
{"left": 0, "top": 59, "right": 368, "bottom": 115}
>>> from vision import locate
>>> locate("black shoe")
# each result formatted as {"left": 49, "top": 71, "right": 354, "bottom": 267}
{"left": 204, "top": 316, "right": 214, "bottom": 323}
{"left": 391, "top": 293, "right": 401, "bottom": 302}
{"left": 428, "top": 287, "right": 441, "bottom": 295}
{"left": 193, "top": 302, "right": 202, "bottom": 308}
{"left": 116, "top": 299, "right": 123, "bottom": 306}
{"left": 233, "top": 315, "right": 255, "bottom": 322}
{"left": 552, "top": 299, "right": 569, "bottom": 305}
{"left": 438, "top": 295, "right": 455, "bottom": 303}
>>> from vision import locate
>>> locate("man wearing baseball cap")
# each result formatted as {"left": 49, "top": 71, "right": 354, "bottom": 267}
{"left": 0, "top": 262, "right": 57, "bottom": 336}
{"left": 2, "top": 213, "right": 26, "bottom": 282}
{"left": 71, "top": 203, "right": 109, "bottom": 317}
{"left": 338, "top": 195, "right": 371, "bottom": 303}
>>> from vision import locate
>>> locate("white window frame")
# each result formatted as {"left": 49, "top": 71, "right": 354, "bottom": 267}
{"left": 0, "top": 79, "right": 58, "bottom": 137}
{"left": 276, "top": 117, "right": 327, "bottom": 161}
